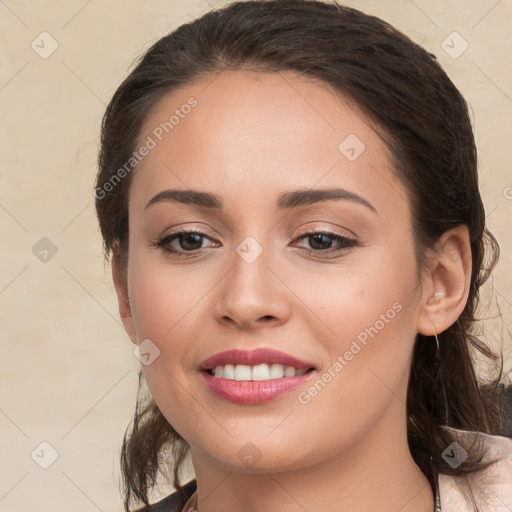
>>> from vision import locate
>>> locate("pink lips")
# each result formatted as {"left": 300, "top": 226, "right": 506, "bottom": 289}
{"left": 198, "top": 348, "right": 316, "bottom": 404}
{"left": 199, "top": 348, "right": 314, "bottom": 371}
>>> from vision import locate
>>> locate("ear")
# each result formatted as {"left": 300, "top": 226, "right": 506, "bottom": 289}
{"left": 111, "top": 245, "right": 138, "bottom": 345}
{"left": 417, "top": 225, "right": 472, "bottom": 336}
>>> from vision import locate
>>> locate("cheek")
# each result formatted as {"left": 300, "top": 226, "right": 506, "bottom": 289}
{"left": 127, "top": 257, "right": 209, "bottom": 436}
{"left": 291, "top": 249, "right": 418, "bottom": 346}
{"left": 127, "top": 248, "right": 211, "bottom": 341}
{"left": 293, "top": 248, "right": 420, "bottom": 405}
{"left": 291, "top": 292, "right": 417, "bottom": 457}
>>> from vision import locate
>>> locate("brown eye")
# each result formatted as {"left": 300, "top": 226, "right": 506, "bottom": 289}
{"left": 294, "top": 231, "right": 358, "bottom": 256}
{"left": 174, "top": 232, "right": 204, "bottom": 251}
{"left": 151, "top": 229, "right": 219, "bottom": 256}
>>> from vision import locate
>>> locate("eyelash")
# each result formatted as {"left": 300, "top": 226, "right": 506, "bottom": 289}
{"left": 150, "top": 227, "right": 358, "bottom": 258}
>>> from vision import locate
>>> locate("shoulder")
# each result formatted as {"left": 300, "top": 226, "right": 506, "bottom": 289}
{"left": 134, "top": 479, "right": 197, "bottom": 512}
{"left": 438, "top": 427, "right": 512, "bottom": 511}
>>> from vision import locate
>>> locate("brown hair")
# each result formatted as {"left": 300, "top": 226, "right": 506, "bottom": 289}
{"left": 94, "top": 1, "right": 509, "bottom": 510}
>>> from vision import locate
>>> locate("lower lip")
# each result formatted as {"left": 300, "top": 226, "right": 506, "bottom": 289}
{"left": 200, "top": 370, "right": 316, "bottom": 404}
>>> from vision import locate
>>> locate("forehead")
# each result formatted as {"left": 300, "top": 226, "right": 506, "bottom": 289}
{"left": 131, "top": 69, "right": 408, "bottom": 217}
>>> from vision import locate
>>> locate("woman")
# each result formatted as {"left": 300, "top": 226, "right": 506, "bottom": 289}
{"left": 94, "top": 1, "right": 512, "bottom": 511}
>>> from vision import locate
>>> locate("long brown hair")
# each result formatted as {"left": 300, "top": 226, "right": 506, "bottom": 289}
{"left": 94, "top": 1, "right": 510, "bottom": 510}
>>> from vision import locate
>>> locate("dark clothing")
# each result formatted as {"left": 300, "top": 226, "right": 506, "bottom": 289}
{"left": 135, "top": 479, "right": 197, "bottom": 512}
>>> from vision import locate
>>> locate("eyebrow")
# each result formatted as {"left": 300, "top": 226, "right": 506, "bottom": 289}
{"left": 145, "top": 187, "right": 377, "bottom": 214}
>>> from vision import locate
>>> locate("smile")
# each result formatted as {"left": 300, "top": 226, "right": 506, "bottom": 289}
{"left": 206, "top": 363, "right": 312, "bottom": 380}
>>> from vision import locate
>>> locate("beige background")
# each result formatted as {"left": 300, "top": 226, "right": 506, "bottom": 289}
{"left": 0, "top": 1, "right": 511, "bottom": 511}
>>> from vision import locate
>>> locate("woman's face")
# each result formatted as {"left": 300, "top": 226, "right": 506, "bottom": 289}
{"left": 122, "top": 70, "right": 427, "bottom": 472}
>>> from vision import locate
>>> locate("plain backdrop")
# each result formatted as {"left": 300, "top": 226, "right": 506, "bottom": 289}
{"left": 0, "top": 1, "right": 511, "bottom": 511}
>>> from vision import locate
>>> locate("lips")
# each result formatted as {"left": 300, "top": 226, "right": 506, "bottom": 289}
{"left": 198, "top": 348, "right": 317, "bottom": 404}
{"left": 199, "top": 348, "right": 315, "bottom": 371}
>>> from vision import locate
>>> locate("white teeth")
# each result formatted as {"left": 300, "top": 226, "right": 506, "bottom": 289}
{"left": 234, "top": 365, "right": 251, "bottom": 381}
{"left": 284, "top": 366, "right": 296, "bottom": 377}
{"left": 223, "top": 364, "right": 235, "bottom": 379}
{"left": 269, "top": 364, "right": 284, "bottom": 378}
{"left": 252, "top": 364, "right": 270, "bottom": 381}
{"left": 211, "top": 363, "right": 310, "bottom": 381}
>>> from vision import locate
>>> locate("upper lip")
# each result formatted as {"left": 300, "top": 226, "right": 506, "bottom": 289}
{"left": 199, "top": 348, "right": 315, "bottom": 371}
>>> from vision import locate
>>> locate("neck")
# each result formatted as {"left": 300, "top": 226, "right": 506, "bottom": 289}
{"left": 189, "top": 418, "right": 434, "bottom": 512}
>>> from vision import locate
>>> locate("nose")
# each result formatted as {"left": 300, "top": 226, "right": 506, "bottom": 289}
{"left": 213, "top": 241, "right": 291, "bottom": 331}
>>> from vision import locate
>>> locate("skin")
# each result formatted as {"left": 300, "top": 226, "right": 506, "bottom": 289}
{"left": 112, "top": 70, "right": 472, "bottom": 512}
